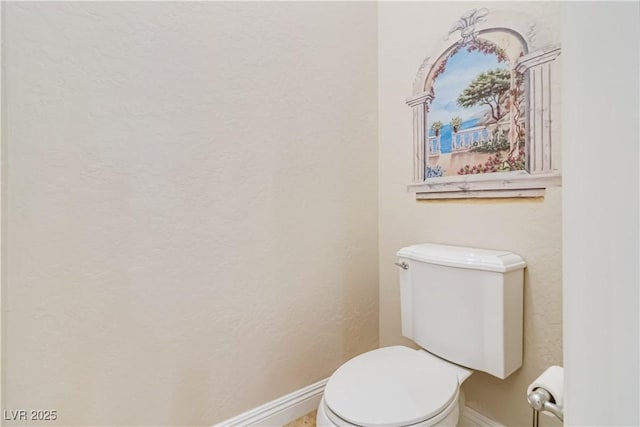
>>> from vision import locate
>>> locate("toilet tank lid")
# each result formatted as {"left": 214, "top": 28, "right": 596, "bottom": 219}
{"left": 397, "top": 243, "right": 526, "bottom": 272}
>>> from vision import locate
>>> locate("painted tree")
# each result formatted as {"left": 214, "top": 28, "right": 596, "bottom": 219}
{"left": 457, "top": 68, "right": 511, "bottom": 123}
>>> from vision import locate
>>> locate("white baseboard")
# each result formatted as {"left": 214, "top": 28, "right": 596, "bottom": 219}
{"left": 215, "top": 378, "right": 328, "bottom": 427}
{"left": 459, "top": 406, "right": 505, "bottom": 427}
{"left": 215, "top": 379, "right": 503, "bottom": 427}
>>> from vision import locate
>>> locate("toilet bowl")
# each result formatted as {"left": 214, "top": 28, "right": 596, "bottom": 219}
{"left": 316, "top": 243, "right": 526, "bottom": 427}
{"left": 316, "top": 346, "right": 471, "bottom": 427}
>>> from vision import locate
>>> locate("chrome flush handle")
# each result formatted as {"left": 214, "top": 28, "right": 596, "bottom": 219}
{"left": 394, "top": 261, "right": 409, "bottom": 270}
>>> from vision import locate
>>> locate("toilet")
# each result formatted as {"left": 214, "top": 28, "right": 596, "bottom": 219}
{"left": 317, "top": 243, "right": 526, "bottom": 427}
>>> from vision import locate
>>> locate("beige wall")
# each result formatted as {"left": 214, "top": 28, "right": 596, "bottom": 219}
{"left": 4, "top": 2, "right": 567, "bottom": 426}
{"left": 378, "top": 2, "right": 562, "bottom": 426}
{"left": 2, "top": 2, "right": 378, "bottom": 425}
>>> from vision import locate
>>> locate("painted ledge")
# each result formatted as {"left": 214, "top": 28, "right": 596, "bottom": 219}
{"left": 408, "top": 171, "right": 562, "bottom": 200}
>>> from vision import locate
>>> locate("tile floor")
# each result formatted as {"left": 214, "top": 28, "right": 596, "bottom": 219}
{"left": 283, "top": 410, "right": 316, "bottom": 427}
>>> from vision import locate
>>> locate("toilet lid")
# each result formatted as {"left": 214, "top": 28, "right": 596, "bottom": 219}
{"left": 324, "top": 346, "right": 459, "bottom": 427}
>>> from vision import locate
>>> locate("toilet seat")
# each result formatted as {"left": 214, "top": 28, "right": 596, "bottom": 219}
{"left": 323, "top": 346, "right": 461, "bottom": 427}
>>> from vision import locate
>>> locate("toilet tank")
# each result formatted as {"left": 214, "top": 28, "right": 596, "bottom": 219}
{"left": 397, "top": 243, "right": 526, "bottom": 379}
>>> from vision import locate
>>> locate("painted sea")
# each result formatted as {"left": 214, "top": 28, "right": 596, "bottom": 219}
{"left": 429, "top": 118, "right": 480, "bottom": 154}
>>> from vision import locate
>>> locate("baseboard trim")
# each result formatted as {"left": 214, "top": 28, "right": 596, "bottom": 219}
{"left": 215, "top": 378, "right": 328, "bottom": 427}
{"left": 216, "top": 380, "right": 503, "bottom": 427}
{"left": 460, "top": 405, "right": 505, "bottom": 427}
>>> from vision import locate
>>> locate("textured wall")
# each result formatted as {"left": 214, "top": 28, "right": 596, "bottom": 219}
{"left": 378, "top": 3, "right": 562, "bottom": 426}
{"left": 3, "top": 2, "right": 378, "bottom": 425}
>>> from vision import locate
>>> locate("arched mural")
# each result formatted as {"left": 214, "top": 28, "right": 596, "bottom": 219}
{"left": 425, "top": 30, "right": 526, "bottom": 178}
{"left": 406, "top": 8, "right": 561, "bottom": 199}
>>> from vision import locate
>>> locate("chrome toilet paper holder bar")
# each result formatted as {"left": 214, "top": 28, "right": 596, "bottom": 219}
{"left": 528, "top": 387, "right": 564, "bottom": 426}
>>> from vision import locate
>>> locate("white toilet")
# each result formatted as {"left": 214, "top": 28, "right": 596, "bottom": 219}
{"left": 317, "top": 243, "right": 526, "bottom": 427}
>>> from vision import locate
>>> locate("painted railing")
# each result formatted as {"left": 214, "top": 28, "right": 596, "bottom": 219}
{"left": 427, "top": 120, "right": 522, "bottom": 156}
{"left": 451, "top": 125, "right": 497, "bottom": 152}
{"left": 427, "top": 135, "right": 441, "bottom": 157}
{"left": 451, "top": 120, "right": 519, "bottom": 153}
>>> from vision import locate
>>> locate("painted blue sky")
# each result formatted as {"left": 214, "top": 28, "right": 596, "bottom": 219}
{"left": 429, "top": 48, "right": 508, "bottom": 126}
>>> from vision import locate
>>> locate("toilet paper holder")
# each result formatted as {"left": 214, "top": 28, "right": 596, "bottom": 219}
{"left": 527, "top": 387, "right": 564, "bottom": 425}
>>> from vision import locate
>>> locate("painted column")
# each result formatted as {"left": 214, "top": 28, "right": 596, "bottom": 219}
{"left": 406, "top": 92, "right": 432, "bottom": 183}
{"left": 516, "top": 46, "right": 561, "bottom": 174}
{"left": 508, "top": 65, "right": 525, "bottom": 158}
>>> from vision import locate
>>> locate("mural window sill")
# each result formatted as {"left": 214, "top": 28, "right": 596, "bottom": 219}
{"left": 408, "top": 170, "right": 562, "bottom": 199}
